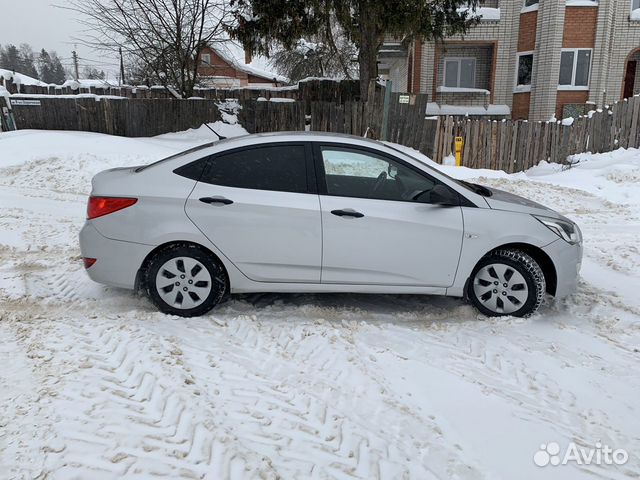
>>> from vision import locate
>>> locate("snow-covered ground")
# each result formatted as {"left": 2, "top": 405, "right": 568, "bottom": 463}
{"left": 1, "top": 126, "right": 639, "bottom": 480}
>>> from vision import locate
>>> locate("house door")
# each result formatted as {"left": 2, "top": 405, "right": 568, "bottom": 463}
{"left": 624, "top": 60, "right": 637, "bottom": 99}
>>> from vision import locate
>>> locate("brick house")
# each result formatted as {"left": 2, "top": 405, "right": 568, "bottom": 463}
{"left": 378, "top": 0, "right": 640, "bottom": 120}
{"left": 197, "top": 43, "right": 287, "bottom": 88}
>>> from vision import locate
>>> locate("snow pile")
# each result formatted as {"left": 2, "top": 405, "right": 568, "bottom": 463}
{"left": 0, "top": 129, "right": 639, "bottom": 479}
{"left": 393, "top": 142, "right": 640, "bottom": 206}
{"left": 0, "top": 122, "right": 246, "bottom": 189}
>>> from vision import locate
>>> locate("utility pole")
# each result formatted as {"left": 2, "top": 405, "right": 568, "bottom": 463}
{"left": 119, "top": 47, "right": 125, "bottom": 86}
{"left": 72, "top": 50, "right": 80, "bottom": 80}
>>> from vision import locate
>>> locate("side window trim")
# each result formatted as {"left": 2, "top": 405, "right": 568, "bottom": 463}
{"left": 199, "top": 142, "right": 316, "bottom": 194}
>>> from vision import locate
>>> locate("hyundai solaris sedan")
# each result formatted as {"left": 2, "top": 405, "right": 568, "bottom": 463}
{"left": 80, "top": 132, "right": 582, "bottom": 317}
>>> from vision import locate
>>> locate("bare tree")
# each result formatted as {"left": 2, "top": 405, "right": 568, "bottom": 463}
{"left": 63, "top": 0, "right": 231, "bottom": 97}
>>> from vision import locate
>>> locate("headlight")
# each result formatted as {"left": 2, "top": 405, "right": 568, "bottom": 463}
{"left": 534, "top": 215, "right": 582, "bottom": 245}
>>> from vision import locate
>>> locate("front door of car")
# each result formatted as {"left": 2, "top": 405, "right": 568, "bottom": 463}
{"left": 316, "top": 145, "right": 464, "bottom": 287}
{"left": 185, "top": 143, "right": 322, "bottom": 283}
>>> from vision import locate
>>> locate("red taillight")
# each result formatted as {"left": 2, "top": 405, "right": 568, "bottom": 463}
{"left": 83, "top": 258, "right": 97, "bottom": 269}
{"left": 87, "top": 196, "right": 137, "bottom": 219}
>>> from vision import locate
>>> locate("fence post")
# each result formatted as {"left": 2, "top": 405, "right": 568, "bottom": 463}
{"left": 380, "top": 80, "right": 392, "bottom": 141}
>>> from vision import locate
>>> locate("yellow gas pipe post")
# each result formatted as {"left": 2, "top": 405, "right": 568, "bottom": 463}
{"left": 455, "top": 136, "right": 463, "bottom": 167}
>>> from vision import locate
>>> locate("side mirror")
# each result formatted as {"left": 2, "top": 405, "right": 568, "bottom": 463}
{"left": 428, "top": 184, "right": 460, "bottom": 206}
{"left": 416, "top": 184, "right": 460, "bottom": 207}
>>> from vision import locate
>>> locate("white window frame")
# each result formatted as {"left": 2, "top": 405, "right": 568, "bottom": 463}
{"left": 443, "top": 57, "right": 477, "bottom": 89}
{"left": 558, "top": 48, "right": 592, "bottom": 91}
{"left": 514, "top": 51, "right": 534, "bottom": 92}
{"left": 522, "top": 0, "right": 539, "bottom": 13}
{"left": 201, "top": 53, "right": 211, "bottom": 67}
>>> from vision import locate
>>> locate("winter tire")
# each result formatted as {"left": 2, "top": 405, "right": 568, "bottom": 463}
{"left": 468, "top": 249, "right": 546, "bottom": 317}
{"left": 145, "top": 244, "right": 227, "bottom": 317}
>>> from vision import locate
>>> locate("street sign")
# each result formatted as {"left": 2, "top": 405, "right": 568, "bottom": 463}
{"left": 10, "top": 99, "right": 41, "bottom": 107}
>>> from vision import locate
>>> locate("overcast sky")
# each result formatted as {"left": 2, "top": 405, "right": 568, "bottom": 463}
{"left": 1, "top": 0, "right": 120, "bottom": 78}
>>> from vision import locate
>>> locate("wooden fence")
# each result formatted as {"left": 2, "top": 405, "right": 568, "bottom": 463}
{"left": 435, "top": 95, "right": 640, "bottom": 170}
{"left": 0, "top": 97, "right": 10, "bottom": 132}
{"left": 5, "top": 97, "right": 221, "bottom": 137}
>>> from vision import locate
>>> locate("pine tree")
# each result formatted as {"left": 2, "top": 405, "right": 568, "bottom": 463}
{"left": 0, "top": 44, "right": 21, "bottom": 72}
{"left": 228, "top": 0, "right": 480, "bottom": 98}
{"left": 38, "top": 49, "right": 54, "bottom": 83}
{"left": 19, "top": 44, "right": 39, "bottom": 78}
{"left": 49, "top": 52, "right": 67, "bottom": 84}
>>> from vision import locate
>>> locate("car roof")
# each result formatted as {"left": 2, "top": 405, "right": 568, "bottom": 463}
{"left": 136, "top": 131, "right": 389, "bottom": 173}
{"left": 219, "top": 131, "right": 387, "bottom": 148}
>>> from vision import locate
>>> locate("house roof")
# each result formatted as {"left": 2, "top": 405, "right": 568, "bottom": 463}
{"left": 0, "top": 68, "right": 48, "bottom": 87}
{"left": 210, "top": 41, "right": 288, "bottom": 84}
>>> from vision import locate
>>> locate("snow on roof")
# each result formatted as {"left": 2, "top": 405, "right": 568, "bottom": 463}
{"left": 457, "top": 6, "right": 501, "bottom": 20}
{"left": 437, "top": 86, "right": 490, "bottom": 94}
{"left": 211, "top": 41, "right": 288, "bottom": 84}
{"left": 0, "top": 68, "right": 48, "bottom": 87}
{"left": 426, "top": 102, "right": 511, "bottom": 116}
{"left": 61, "top": 79, "right": 120, "bottom": 90}
{"left": 70, "top": 79, "right": 119, "bottom": 89}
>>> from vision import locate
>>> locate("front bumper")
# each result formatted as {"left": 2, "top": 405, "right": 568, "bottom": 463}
{"left": 79, "top": 222, "right": 154, "bottom": 290}
{"left": 542, "top": 238, "right": 583, "bottom": 298}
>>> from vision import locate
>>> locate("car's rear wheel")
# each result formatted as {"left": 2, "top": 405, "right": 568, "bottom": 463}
{"left": 468, "top": 249, "right": 545, "bottom": 317}
{"left": 145, "top": 244, "right": 227, "bottom": 317}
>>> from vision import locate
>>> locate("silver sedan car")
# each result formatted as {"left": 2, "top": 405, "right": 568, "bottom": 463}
{"left": 79, "top": 132, "right": 582, "bottom": 317}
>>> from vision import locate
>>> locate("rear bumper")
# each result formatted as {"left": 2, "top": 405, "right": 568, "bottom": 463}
{"left": 542, "top": 238, "right": 583, "bottom": 298}
{"left": 79, "top": 222, "right": 154, "bottom": 290}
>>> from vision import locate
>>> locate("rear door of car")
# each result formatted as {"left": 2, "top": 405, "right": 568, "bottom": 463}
{"left": 184, "top": 142, "right": 322, "bottom": 283}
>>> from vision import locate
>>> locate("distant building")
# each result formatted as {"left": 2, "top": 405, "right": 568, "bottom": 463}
{"left": 197, "top": 42, "right": 288, "bottom": 88}
{"left": 379, "top": 0, "right": 640, "bottom": 120}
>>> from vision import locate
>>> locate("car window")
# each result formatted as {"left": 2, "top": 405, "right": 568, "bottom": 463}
{"left": 201, "top": 145, "right": 308, "bottom": 193}
{"left": 320, "top": 147, "right": 439, "bottom": 203}
{"left": 174, "top": 157, "right": 209, "bottom": 181}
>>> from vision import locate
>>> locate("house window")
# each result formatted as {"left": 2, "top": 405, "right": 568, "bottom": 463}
{"left": 559, "top": 49, "right": 592, "bottom": 88}
{"left": 443, "top": 58, "right": 476, "bottom": 89}
{"left": 516, "top": 53, "right": 534, "bottom": 88}
{"left": 524, "top": 0, "right": 539, "bottom": 7}
{"left": 201, "top": 53, "right": 211, "bottom": 67}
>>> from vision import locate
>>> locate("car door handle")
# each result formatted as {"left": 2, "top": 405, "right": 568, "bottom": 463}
{"left": 199, "top": 196, "right": 233, "bottom": 205}
{"left": 331, "top": 209, "right": 364, "bottom": 218}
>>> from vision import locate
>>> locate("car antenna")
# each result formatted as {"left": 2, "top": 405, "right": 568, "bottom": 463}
{"left": 204, "top": 123, "right": 227, "bottom": 140}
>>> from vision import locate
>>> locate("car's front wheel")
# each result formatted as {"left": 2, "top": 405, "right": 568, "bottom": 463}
{"left": 468, "top": 249, "right": 546, "bottom": 317}
{"left": 145, "top": 244, "right": 227, "bottom": 317}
